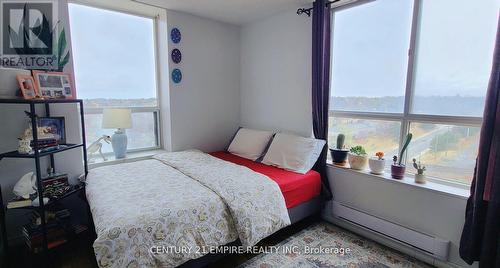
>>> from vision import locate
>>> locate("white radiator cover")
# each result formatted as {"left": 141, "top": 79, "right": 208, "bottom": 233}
{"left": 332, "top": 201, "right": 450, "bottom": 261}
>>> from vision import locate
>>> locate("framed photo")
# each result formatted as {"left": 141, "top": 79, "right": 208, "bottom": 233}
{"left": 32, "top": 71, "right": 76, "bottom": 99}
{"left": 37, "top": 117, "right": 66, "bottom": 144}
{"left": 16, "top": 74, "right": 39, "bottom": 99}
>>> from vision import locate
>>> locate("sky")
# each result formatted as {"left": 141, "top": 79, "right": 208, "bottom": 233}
{"left": 331, "top": 0, "right": 500, "bottom": 98}
{"left": 68, "top": 4, "right": 157, "bottom": 99}
{"left": 67, "top": 1, "right": 499, "bottom": 100}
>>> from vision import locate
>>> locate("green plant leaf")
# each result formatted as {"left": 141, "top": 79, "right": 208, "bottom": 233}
{"left": 58, "top": 28, "right": 67, "bottom": 61}
{"left": 398, "top": 133, "right": 413, "bottom": 165}
{"left": 350, "top": 145, "right": 366, "bottom": 155}
{"left": 58, "top": 52, "right": 70, "bottom": 71}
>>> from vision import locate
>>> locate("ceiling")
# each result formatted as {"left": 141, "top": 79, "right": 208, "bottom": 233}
{"left": 134, "top": 0, "right": 314, "bottom": 25}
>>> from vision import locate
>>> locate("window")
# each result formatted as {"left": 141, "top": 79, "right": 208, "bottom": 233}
{"left": 412, "top": 0, "right": 498, "bottom": 116}
{"left": 68, "top": 4, "right": 160, "bottom": 157}
{"left": 329, "top": 0, "right": 499, "bottom": 185}
{"left": 331, "top": 0, "right": 413, "bottom": 113}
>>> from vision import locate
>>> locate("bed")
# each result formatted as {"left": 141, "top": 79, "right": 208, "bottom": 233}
{"left": 86, "top": 150, "right": 322, "bottom": 268}
{"left": 210, "top": 151, "right": 321, "bottom": 209}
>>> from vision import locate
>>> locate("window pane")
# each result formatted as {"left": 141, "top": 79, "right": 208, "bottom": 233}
{"left": 328, "top": 118, "right": 401, "bottom": 165}
{"left": 407, "top": 123, "right": 480, "bottom": 184}
{"left": 69, "top": 4, "right": 158, "bottom": 108}
{"left": 330, "top": 0, "right": 413, "bottom": 113}
{"left": 412, "top": 0, "right": 499, "bottom": 116}
{"left": 85, "top": 112, "right": 158, "bottom": 157}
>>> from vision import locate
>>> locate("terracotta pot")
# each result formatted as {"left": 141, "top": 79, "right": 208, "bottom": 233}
{"left": 369, "top": 157, "right": 385, "bottom": 175}
{"left": 391, "top": 164, "right": 406, "bottom": 179}
{"left": 330, "top": 148, "right": 349, "bottom": 166}
{"left": 348, "top": 153, "right": 368, "bottom": 170}
{"left": 415, "top": 173, "right": 426, "bottom": 184}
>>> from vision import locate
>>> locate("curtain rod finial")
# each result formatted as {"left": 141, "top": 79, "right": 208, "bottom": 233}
{"left": 297, "top": 7, "right": 312, "bottom": 17}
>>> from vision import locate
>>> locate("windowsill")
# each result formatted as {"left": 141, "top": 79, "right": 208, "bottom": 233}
{"left": 327, "top": 163, "right": 470, "bottom": 200}
{"left": 89, "top": 149, "right": 167, "bottom": 169}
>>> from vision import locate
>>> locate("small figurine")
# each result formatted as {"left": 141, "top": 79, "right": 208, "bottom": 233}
{"left": 87, "top": 135, "right": 112, "bottom": 162}
{"left": 17, "top": 137, "right": 33, "bottom": 154}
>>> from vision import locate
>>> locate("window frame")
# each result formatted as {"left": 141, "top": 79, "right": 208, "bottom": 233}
{"left": 68, "top": 1, "right": 163, "bottom": 155}
{"left": 329, "top": 0, "right": 484, "bottom": 188}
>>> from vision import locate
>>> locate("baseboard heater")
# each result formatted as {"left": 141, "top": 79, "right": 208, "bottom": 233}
{"left": 332, "top": 202, "right": 450, "bottom": 261}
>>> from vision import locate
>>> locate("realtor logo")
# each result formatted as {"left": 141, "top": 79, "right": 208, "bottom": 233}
{"left": 1, "top": 1, "right": 58, "bottom": 69}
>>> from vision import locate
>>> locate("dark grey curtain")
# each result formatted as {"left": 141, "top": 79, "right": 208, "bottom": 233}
{"left": 312, "top": 0, "right": 333, "bottom": 200}
{"left": 460, "top": 14, "right": 500, "bottom": 267}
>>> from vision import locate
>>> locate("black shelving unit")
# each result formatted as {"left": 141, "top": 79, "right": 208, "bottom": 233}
{"left": 0, "top": 98, "right": 89, "bottom": 267}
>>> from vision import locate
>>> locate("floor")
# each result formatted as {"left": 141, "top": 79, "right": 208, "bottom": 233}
{"left": 7, "top": 216, "right": 433, "bottom": 268}
{"left": 240, "top": 221, "right": 432, "bottom": 268}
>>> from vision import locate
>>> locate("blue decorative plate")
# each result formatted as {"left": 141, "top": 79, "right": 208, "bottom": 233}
{"left": 170, "top": 28, "right": 181, "bottom": 44}
{"left": 171, "top": 48, "right": 182, "bottom": 64}
{"left": 172, "top": 68, "right": 182, "bottom": 84}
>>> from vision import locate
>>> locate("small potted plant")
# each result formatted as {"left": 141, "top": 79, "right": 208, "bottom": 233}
{"left": 330, "top": 134, "right": 349, "bottom": 166}
{"left": 413, "top": 158, "right": 426, "bottom": 183}
{"left": 369, "top": 151, "right": 385, "bottom": 175}
{"left": 391, "top": 133, "right": 413, "bottom": 179}
{"left": 348, "top": 145, "right": 368, "bottom": 170}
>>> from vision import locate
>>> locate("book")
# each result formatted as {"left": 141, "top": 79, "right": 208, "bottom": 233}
{"left": 30, "top": 138, "right": 58, "bottom": 148}
{"left": 6, "top": 199, "right": 31, "bottom": 209}
{"left": 28, "top": 238, "right": 68, "bottom": 253}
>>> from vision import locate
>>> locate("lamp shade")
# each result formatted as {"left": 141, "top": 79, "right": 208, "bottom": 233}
{"left": 102, "top": 108, "right": 132, "bottom": 129}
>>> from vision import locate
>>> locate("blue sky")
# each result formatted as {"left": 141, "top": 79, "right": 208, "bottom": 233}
{"left": 68, "top": 4, "right": 157, "bottom": 99}
{"left": 331, "top": 0, "right": 500, "bottom": 98}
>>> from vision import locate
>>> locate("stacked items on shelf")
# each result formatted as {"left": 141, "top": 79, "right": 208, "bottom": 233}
{"left": 23, "top": 209, "right": 70, "bottom": 252}
{"left": 30, "top": 138, "right": 58, "bottom": 149}
{"left": 22, "top": 209, "right": 88, "bottom": 253}
{"left": 6, "top": 198, "right": 32, "bottom": 209}
{"left": 42, "top": 173, "right": 71, "bottom": 199}
{"left": 6, "top": 173, "right": 78, "bottom": 209}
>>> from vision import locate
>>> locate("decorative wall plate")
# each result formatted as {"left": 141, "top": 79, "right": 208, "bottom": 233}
{"left": 170, "top": 28, "right": 181, "bottom": 44}
{"left": 171, "top": 49, "right": 182, "bottom": 64}
{"left": 172, "top": 68, "right": 182, "bottom": 84}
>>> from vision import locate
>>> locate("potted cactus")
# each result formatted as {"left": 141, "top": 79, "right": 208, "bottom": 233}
{"left": 348, "top": 145, "right": 368, "bottom": 170}
{"left": 329, "top": 134, "right": 349, "bottom": 166}
{"left": 413, "top": 158, "right": 426, "bottom": 183}
{"left": 369, "top": 151, "right": 385, "bottom": 175}
{"left": 391, "top": 133, "right": 413, "bottom": 179}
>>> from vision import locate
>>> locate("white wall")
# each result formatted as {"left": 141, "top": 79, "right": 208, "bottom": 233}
{"left": 165, "top": 10, "right": 241, "bottom": 152}
{"left": 239, "top": 8, "right": 473, "bottom": 268}
{"left": 325, "top": 168, "right": 473, "bottom": 268}
{"left": 240, "top": 11, "right": 312, "bottom": 137}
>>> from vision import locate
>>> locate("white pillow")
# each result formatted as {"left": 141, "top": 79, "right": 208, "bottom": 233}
{"left": 227, "top": 128, "right": 274, "bottom": 161}
{"left": 262, "top": 133, "right": 326, "bottom": 174}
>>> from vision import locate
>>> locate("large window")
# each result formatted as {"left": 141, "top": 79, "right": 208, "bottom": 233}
{"left": 68, "top": 4, "right": 160, "bottom": 157}
{"left": 329, "top": 0, "right": 499, "bottom": 185}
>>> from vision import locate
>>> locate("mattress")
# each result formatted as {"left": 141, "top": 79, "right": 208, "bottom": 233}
{"left": 210, "top": 151, "right": 321, "bottom": 209}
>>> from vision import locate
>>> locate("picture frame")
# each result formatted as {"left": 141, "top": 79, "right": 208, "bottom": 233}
{"left": 32, "top": 71, "right": 76, "bottom": 99}
{"left": 16, "top": 74, "right": 39, "bottom": 99}
{"left": 37, "top": 117, "right": 66, "bottom": 144}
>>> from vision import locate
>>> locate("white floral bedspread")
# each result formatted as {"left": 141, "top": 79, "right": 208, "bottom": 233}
{"left": 153, "top": 151, "right": 290, "bottom": 247}
{"left": 86, "top": 151, "right": 290, "bottom": 268}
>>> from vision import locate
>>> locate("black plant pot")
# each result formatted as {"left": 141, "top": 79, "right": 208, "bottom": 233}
{"left": 391, "top": 164, "right": 406, "bottom": 179}
{"left": 330, "top": 148, "right": 349, "bottom": 166}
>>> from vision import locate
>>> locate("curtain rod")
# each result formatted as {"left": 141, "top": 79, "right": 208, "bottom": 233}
{"left": 297, "top": 0, "right": 341, "bottom": 17}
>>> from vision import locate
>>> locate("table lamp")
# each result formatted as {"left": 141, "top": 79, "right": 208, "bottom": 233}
{"left": 102, "top": 108, "right": 132, "bottom": 159}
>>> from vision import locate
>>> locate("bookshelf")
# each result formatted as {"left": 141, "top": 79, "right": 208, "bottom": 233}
{"left": 0, "top": 98, "right": 90, "bottom": 267}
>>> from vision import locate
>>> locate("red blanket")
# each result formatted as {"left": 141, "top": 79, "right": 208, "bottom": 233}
{"left": 210, "top": 151, "right": 321, "bottom": 208}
